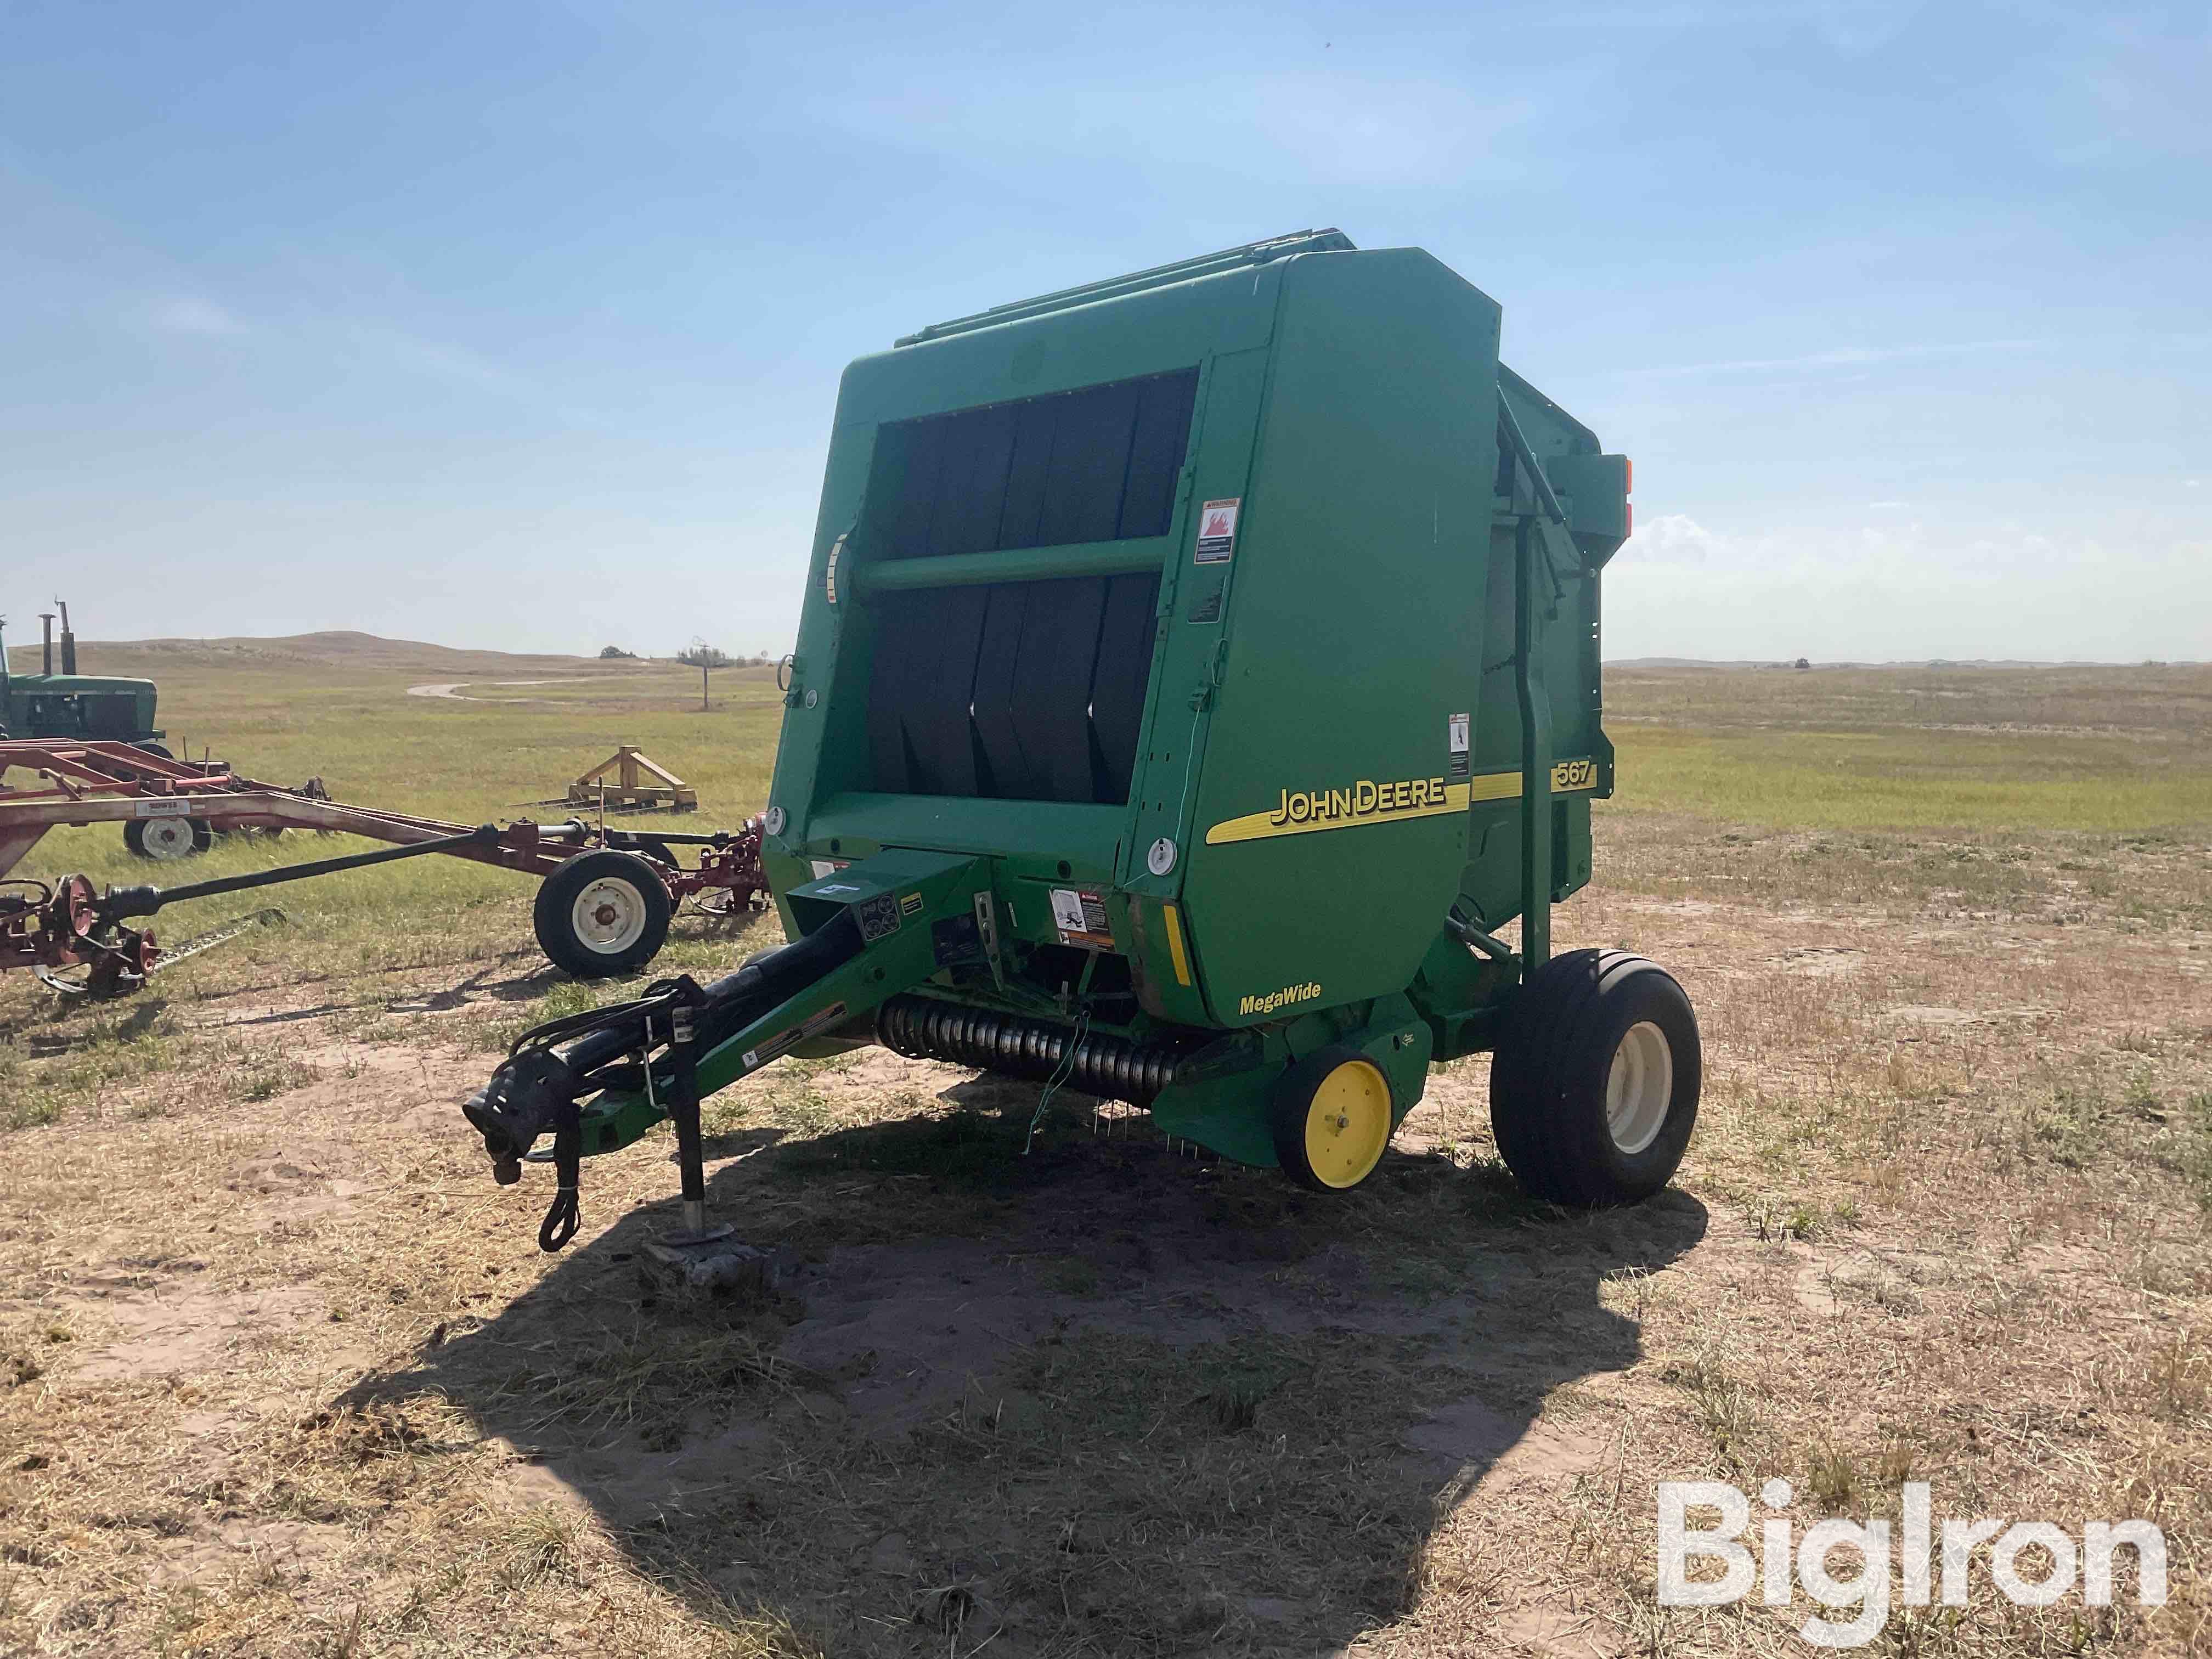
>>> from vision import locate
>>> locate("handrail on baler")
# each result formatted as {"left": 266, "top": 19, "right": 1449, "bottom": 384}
{"left": 896, "top": 229, "right": 1356, "bottom": 345}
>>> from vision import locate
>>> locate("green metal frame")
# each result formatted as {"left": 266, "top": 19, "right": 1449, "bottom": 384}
{"left": 572, "top": 233, "right": 1632, "bottom": 1171}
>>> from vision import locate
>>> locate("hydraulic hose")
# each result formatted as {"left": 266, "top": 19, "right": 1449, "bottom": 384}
{"left": 1445, "top": 909, "right": 1517, "bottom": 964}
{"left": 465, "top": 911, "right": 866, "bottom": 1169}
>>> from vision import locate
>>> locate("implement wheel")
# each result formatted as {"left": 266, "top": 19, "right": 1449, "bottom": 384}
{"left": 123, "top": 815, "right": 212, "bottom": 861}
{"left": 534, "top": 850, "right": 671, "bottom": 978}
{"left": 1272, "top": 1045, "right": 1395, "bottom": 1192}
{"left": 1490, "top": 949, "right": 1700, "bottom": 1206}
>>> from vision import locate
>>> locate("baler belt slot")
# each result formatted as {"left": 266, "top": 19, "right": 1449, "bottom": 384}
{"left": 866, "top": 586, "right": 991, "bottom": 797}
{"left": 1119, "top": 374, "right": 1200, "bottom": 538}
{"left": 864, "top": 571, "right": 1160, "bottom": 805}
{"left": 860, "top": 365, "right": 1189, "bottom": 805}
{"left": 932, "top": 403, "right": 1018, "bottom": 558}
{"left": 1006, "top": 576, "right": 1109, "bottom": 802}
{"left": 872, "top": 366, "right": 1198, "bottom": 562}
{"left": 915, "top": 586, "right": 992, "bottom": 795}
{"left": 970, "top": 583, "right": 1035, "bottom": 795}
{"left": 995, "top": 397, "right": 1056, "bottom": 549}
{"left": 1090, "top": 572, "right": 1160, "bottom": 795}
{"left": 1036, "top": 383, "right": 1138, "bottom": 546}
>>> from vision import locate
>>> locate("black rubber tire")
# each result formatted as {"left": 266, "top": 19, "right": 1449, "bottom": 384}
{"left": 122, "top": 815, "right": 213, "bottom": 861}
{"left": 132, "top": 742, "right": 175, "bottom": 761}
{"left": 636, "top": 839, "right": 680, "bottom": 869}
{"left": 533, "top": 850, "right": 672, "bottom": 978}
{"left": 1269, "top": 1043, "right": 1396, "bottom": 1194}
{"left": 1489, "top": 949, "right": 1701, "bottom": 1207}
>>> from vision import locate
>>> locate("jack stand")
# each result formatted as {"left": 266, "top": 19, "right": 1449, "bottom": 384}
{"left": 644, "top": 984, "right": 770, "bottom": 1291}
{"left": 658, "top": 986, "right": 733, "bottom": 1249}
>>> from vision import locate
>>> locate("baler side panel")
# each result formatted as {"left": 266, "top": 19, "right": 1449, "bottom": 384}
{"left": 1182, "top": 249, "right": 1502, "bottom": 1024}
{"left": 1116, "top": 342, "right": 1278, "bottom": 1028}
{"left": 1501, "top": 375, "right": 1611, "bottom": 826}
{"left": 1117, "top": 343, "right": 1269, "bottom": 877}
{"left": 1459, "top": 379, "right": 1614, "bottom": 929}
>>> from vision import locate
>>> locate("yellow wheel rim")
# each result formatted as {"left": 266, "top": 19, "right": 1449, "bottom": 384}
{"left": 1302, "top": 1058, "right": 1393, "bottom": 1188}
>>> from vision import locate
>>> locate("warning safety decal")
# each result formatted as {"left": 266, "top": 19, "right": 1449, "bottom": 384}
{"left": 1048, "top": 887, "right": 1113, "bottom": 949}
{"left": 1193, "top": 498, "right": 1240, "bottom": 564}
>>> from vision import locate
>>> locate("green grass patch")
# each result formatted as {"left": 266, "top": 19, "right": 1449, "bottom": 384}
{"left": 1613, "top": 723, "right": 2212, "bottom": 833}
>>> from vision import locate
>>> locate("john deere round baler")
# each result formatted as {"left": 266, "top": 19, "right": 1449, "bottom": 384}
{"left": 466, "top": 230, "right": 1699, "bottom": 1248}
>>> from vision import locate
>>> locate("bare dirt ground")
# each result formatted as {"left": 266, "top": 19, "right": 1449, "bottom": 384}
{"left": 4, "top": 842, "right": 2207, "bottom": 1657}
{"left": 1, "top": 663, "right": 2207, "bottom": 1657}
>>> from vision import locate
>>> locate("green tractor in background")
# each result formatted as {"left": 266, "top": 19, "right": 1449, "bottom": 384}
{"left": 1, "top": 603, "right": 194, "bottom": 857}
{"left": 0, "top": 603, "right": 167, "bottom": 753}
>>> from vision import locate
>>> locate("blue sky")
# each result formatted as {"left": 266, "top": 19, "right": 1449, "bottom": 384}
{"left": 3, "top": 2, "right": 2205, "bottom": 661}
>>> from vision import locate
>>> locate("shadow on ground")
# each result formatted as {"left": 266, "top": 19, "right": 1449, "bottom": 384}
{"left": 382, "top": 961, "right": 567, "bottom": 1013}
{"left": 347, "top": 1097, "right": 1707, "bottom": 1656}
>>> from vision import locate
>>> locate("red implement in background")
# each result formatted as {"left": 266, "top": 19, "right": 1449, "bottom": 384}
{"left": 0, "top": 739, "right": 768, "bottom": 996}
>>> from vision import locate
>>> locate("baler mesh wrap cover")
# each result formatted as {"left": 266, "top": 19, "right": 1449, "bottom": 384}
{"left": 864, "top": 368, "right": 1194, "bottom": 805}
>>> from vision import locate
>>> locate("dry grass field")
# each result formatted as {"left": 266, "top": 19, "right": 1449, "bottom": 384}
{"left": 1, "top": 640, "right": 2207, "bottom": 1658}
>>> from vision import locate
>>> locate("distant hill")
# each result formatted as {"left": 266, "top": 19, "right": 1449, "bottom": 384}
{"left": 4, "top": 631, "right": 622, "bottom": 678}
{"left": 1606, "top": 657, "right": 2202, "bottom": 669}
{"left": 8, "top": 633, "right": 2193, "bottom": 679}
{"left": 1606, "top": 658, "right": 1769, "bottom": 668}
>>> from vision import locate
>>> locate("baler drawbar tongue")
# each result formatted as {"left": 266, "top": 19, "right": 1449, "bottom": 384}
{"left": 464, "top": 849, "right": 988, "bottom": 1249}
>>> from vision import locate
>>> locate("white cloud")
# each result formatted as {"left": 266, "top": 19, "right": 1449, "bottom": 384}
{"left": 1604, "top": 512, "right": 2212, "bottom": 661}
{"left": 1619, "top": 512, "right": 1723, "bottom": 566}
{"left": 148, "top": 296, "right": 248, "bottom": 337}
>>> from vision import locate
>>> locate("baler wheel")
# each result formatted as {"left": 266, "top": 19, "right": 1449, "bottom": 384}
{"left": 123, "top": 815, "right": 213, "bottom": 861}
{"left": 1489, "top": 950, "right": 1700, "bottom": 1206}
{"left": 534, "top": 849, "right": 672, "bottom": 978}
{"left": 1271, "top": 1046, "right": 1395, "bottom": 1192}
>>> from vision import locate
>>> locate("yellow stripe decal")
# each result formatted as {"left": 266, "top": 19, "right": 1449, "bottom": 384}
{"left": 1161, "top": 903, "right": 1193, "bottom": 987}
{"left": 1205, "top": 761, "right": 1599, "bottom": 847}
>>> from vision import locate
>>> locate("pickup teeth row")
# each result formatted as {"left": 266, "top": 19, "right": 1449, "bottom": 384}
{"left": 874, "top": 996, "right": 1179, "bottom": 1104}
